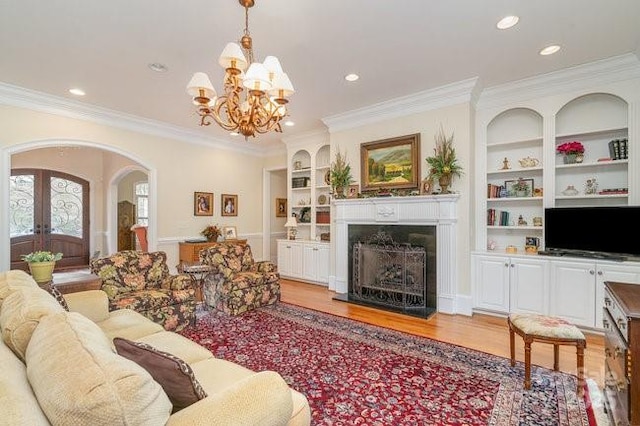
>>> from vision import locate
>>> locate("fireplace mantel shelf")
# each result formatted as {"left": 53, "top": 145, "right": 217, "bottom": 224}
{"left": 332, "top": 193, "right": 460, "bottom": 315}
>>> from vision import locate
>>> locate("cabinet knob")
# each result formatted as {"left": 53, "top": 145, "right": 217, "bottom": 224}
{"left": 286, "top": 245, "right": 291, "bottom": 249}
{"left": 597, "top": 270, "right": 603, "bottom": 276}
{"left": 589, "top": 270, "right": 595, "bottom": 275}
{"left": 617, "top": 318, "right": 626, "bottom": 330}
{"left": 510, "top": 264, "right": 515, "bottom": 268}
{"left": 604, "top": 297, "right": 611, "bottom": 307}
{"left": 504, "top": 263, "right": 509, "bottom": 267}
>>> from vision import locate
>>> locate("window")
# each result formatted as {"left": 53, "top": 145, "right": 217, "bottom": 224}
{"left": 134, "top": 182, "right": 149, "bottom": 226}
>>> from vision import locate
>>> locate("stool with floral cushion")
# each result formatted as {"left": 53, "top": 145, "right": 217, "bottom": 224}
{"left": 508, "top": 313, "right": 586, "bottom": 397}
{"left": 199, "top": 242, "right": 280, "bottom": 315}
{"left": 89, "top": 250, "right": 197, "bottom": 331}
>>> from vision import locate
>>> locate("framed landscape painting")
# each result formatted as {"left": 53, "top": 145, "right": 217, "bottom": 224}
{"left": 360, "top": 134, "right": 420, "bottom": 192}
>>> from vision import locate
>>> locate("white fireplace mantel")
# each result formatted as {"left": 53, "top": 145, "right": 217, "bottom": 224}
{"left": 332, "top": 194, "right": 459, "bottom": 314}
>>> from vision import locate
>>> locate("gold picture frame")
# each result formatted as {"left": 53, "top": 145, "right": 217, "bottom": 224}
{"left": 360, "top": 133, "right": 420, "bottom": 192}
{"left": 222, "top": 226, "right": 237, "bottom": 240}
{"left": 221, "top": 194, "right": 238, "bottom": 216}
{"left": 276, "top": 198, "right": 287, "bottom": 217}
{"left": 194, "top": 192, "right": 213, "bottom": 216}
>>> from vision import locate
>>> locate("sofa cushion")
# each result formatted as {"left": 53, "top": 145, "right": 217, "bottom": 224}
{"left": 135, "top": 331, "right": 214, "bottom": 365}
{"left": 111, "top": 288, "right": 194, "bottom": 312}
{"left": 26, "top": 312, "right": 172, "bottom": 425}
{"left": 0, "top": 287, "right": 64, "bottom": 360}
{"left": 114, "top": 337, "right": 207, "bottom": 412}
{"left": 98, "top": 309, "right": 165, "bottom": 342}
{"left": 0, "top": 338, "right": 50, "bottom": 425}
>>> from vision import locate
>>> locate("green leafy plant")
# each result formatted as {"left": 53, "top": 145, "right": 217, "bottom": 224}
{"left": 330, "top": 148, "right": 354, "bottom": 195}
{"left": 21, "top": 251, "right": 63, "bottom": 263}
{"left": 425, "top": 125, "right": 463, "bottom": 181}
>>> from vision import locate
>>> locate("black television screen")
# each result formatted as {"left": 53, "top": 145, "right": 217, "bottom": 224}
{"left": 544, "top": 206, "right": 640, "bottom": 258}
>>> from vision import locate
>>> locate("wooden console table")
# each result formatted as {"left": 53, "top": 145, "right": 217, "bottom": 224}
{"left": 179, "top": 239, "right": 247, "bottom": 263}
{"left": 51, "top": 270, "right": 102, "bottom": 294}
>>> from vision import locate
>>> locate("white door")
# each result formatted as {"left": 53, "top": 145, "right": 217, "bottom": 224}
{"left": 549, "top": 259, "right": 596, "bottom": 327}
{"left": 473, "top": 254, "right": 510, "bottom": 313}
{"left": 510, "top": 257, "right": 549, "bottom": 315}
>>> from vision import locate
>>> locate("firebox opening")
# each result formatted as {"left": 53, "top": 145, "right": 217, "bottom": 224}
{"left": 334, "top": 224, "right": 437, "bottom": 319}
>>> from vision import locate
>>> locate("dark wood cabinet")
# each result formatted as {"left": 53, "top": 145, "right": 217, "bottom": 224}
{"left": 178, "top": 240, "right": 247, "bottom": 263}
{"left": 603, "top": 281, "right": 640, "bottom": 426}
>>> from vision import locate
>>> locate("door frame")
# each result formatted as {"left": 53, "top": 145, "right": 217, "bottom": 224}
{"left": 262, "top": 165, "right": 287, "bottom": 264}
{"left": 1, "top": 139, "right": 156, "bottom": 270}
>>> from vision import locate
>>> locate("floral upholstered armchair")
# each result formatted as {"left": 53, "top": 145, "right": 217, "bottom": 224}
{"left": 89, "top": 250, "right": 196, "bottom": 331}
{"left": 199, "top": 243, "right": 280, "bottom": 315}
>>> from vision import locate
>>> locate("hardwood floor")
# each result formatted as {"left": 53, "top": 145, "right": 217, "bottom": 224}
{"left": 280, "top": 278, "right": 606, "bottom": 388}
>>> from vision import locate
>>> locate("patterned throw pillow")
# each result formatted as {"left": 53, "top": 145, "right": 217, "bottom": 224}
{"left": 47, "top": 286, "right": 70, "bottom": 311}
{"left": 113, "top": 337, "right": 207, "bottom": 412}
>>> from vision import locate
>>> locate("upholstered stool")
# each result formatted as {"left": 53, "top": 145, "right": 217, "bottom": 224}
{"left": 508, "top": 313, "right": 586, "bottom": 397}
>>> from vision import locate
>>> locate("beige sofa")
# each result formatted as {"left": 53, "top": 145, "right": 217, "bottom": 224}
{"left": 0, "top": 270, "right": 311, "bottom": 426}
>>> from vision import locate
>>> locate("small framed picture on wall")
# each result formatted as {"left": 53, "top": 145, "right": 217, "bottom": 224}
{"left": 221, "top": 194, "right": 238, "bottom": 217}
{"left": 194, "top": 192, "right": 213, "bottom": 216}
{"left": 276, "top": 198, "right": 287, "bottom": 217}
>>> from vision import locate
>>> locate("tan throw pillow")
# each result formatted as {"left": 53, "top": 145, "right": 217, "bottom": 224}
{"left": 26, "top": 312, "right": 172, "bottom": 425}
{"left": 113, "top": 337, "right": 207, "bottom": 412}
{"left": 0, "top": 287, "right": 65, "bottom": 360}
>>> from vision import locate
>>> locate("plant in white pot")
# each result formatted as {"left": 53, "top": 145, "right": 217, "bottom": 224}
{"left": 21, "top": 251, "right": 63, "bottom": 284}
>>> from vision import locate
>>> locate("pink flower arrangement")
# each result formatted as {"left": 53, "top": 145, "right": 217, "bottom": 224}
{"left": 556, "top": 141, "right": 584, "bottom": 155}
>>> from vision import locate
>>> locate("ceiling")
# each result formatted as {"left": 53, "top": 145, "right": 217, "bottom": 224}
{"left": 1, "top": 0, "right": 639, "bottom": 152}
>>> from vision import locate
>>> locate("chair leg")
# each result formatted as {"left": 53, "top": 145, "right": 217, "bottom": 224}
{"left": 553, "top": 344, "right": 559, "bottom": 371}
{"left": 524, "top": 339, "right": 532, "bottom": 390}
{"left": 577, "top": 344, "right": 585, "bottom": 398}
{"left": 509, "top": 325, "right": 515, "bottom": 367}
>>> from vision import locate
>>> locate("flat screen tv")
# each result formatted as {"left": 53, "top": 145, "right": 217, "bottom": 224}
{"left": 544, "top": 206, "right": 640, "bottom": 259}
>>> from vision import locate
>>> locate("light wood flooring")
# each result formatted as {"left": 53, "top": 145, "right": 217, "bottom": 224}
{"left": 280, "top": 278, "right": 606, "bottom": 388}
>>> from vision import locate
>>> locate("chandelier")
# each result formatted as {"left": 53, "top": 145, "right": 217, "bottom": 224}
{"left": 186, "top": 0, "right": 294, "bottom": 140}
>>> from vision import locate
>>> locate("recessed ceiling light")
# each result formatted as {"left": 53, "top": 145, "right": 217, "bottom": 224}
{"left": 496, "top": 15, "right": 519, "bottom": 30}
{"left": 539, "top": 45, "right": 561, "bottom": 56}
{"left": 68, "top": 88, "right": 85, "bottom": 96}
{"left": 284, "top": 121, "right": 295, "bottom": 127}
{"left": 148, "top": 63, "right": 168, "bottom": 73}
{"left": 230, "top": 132, "right": 239, "bottom": 136}
{"left": 344, "top": 73, "right": 359, "bottom": 82}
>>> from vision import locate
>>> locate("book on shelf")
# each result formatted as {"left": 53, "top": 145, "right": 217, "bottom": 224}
{"left": 499, "top": 211, "right": 510, "bottom": 226}
{"left": 608, "top": 138, "right": 628, "bottom": 160}
{"left": 487, "top": 184, "right": 506, "bottom": 199}
{"left": 487, "top": 208, "right": 496, "bottom": 226}
{"left": 620, "top": 138, "right": 628, "bottom": 159}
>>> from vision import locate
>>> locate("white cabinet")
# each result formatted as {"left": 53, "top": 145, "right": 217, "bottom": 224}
{"left": 302, "top": 242, "right": 330, "bottom": 285}
{"left": 277, "top": 240, "right": 303, "bottom": 278}
{"left": 549, "top": 259, "right": 640, "bottom": 328}
{"left": 277, "top": 239, "right": 329, "bottom": 285}
{"left": 473, "top": 254, "right": 549, "bottom": 314}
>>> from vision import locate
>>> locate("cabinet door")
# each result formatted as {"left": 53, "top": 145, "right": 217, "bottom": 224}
{"left": 510, "top": 257, "right": 550, "bottom": 315}
{"left": 302, "top": 244, "right": 318, "bottom": 281}
{"left": 473, "top": 255, "right": 510, "bottom": 313}
{"left": 277, "top": 241, "right": 292, "bottom": 276}
{"left": 317, "top": 244, "right": 330, "bottom": 284}
{"left": 595, "top": 263, "right": 640, "bottom": 329}
{"left": 549, "top": 260, "right": 596, "bottom": 327}
{"left": 290, "top": 242, "right": 304, "bottom": 277}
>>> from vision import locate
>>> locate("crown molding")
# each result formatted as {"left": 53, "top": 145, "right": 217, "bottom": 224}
{"left": 321, "top": 77, "right": 481, "bottom": 133}
{"left": 477, "top": 53, "right": 640, "bottom": 110}
{"left": 0, "top": 82, "right": 275, "bottom": 157}
{"left": 281, "top": 128, "right": 329, "bottom": 149}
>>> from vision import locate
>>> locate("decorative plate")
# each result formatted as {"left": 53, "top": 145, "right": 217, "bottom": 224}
{"left": 318, "top": 194, "right": 327, "bottom": 205}
{"left": 324, "top": 170, "right": 331, "bottom": 186}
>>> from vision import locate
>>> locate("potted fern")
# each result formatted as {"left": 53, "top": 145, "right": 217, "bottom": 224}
{"left": 330, "top": 148, "right": 354, "bottom": 198}
{"left": 21, "top": 251, "right": 63, "bottom": 284}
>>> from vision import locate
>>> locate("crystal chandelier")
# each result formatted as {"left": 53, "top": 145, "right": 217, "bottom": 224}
{"left": 186, "top": 0, "right": 295, "bottom": 140}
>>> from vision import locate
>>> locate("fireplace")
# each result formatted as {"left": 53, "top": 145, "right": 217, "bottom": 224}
{"left": 346, "top": 226, "right": 436, "bottom": 318}
{"left": 332, "top": 194, "right": 459, "bottom": 315}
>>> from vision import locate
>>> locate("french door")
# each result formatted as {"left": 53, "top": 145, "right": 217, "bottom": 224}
{"left": 10, "top": 169, "right": 90, "bottom": 271}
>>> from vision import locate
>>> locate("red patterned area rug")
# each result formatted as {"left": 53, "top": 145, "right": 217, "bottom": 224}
{"left": 180, "top": 303, "right": 595, "bottom": 425}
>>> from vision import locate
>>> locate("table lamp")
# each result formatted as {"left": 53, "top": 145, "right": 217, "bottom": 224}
{"left": 284, "top": 216, "right": 298, "bottom": 240}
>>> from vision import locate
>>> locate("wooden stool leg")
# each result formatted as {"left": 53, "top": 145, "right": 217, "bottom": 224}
{"left": 577, "top": 344, "right": 585, "bottom": 398}
{"left": 524, "top": 338, "right": 532, "bottom": 390}
{"left": 509, "top": 325, "right": 515, "bottom": 367}
{"left": 553, "top": 344, "right": 559, "bottom": 371}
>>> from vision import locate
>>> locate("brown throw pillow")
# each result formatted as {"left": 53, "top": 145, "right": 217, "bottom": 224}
{"left": 113, "top": 337, "right": 207, "bottom": 412}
